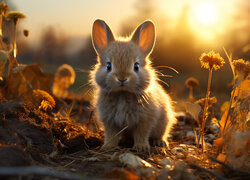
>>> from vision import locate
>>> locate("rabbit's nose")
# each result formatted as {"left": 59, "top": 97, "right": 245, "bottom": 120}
{"left": 116, "top": 78, "right": 128, "bottom": 86}
{"left": 118, "top": 78, "right": 127, "bottom": 83}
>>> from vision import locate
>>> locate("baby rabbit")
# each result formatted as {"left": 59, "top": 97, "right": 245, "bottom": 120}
{"left": 90, "top": 19, "right": 176, "bottom": 152}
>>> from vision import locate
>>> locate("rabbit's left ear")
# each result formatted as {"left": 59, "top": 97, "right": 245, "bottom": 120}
{"left": 131, "top": 20, "right": 155, "bottom": 56}
{"left": 92, "top": 19, "right": 115, "bottom": 54}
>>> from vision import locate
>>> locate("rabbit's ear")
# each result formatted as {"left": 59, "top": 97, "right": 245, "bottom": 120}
{"left": 92, "top": 19, "right": 115, "bottom": 54}
{"left": 131, "top": 20, "right": 155, "bottom": 56}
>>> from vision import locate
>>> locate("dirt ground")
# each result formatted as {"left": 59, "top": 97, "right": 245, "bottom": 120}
{"left": 0, "top": 97, "right": 249, "bottom": 180}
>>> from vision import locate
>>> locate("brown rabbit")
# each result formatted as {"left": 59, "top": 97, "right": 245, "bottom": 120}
{"left": 90, "top": 19, "right": 176, "bottom": 151}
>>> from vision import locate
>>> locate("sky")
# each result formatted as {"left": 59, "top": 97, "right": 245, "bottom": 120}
{"left": 8, "top": 0, "right": 238, "bottom": 45}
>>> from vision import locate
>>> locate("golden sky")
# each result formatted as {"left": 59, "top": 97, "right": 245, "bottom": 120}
{"left": 9, "top": 0, "right": 238, "bottom": 44}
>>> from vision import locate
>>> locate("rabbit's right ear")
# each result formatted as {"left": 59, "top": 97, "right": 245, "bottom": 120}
{"left": 92, "top": 19, "right": 115, "bottom": 54}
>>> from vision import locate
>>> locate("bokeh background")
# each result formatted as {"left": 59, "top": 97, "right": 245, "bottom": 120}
{"left": 4, "top": 0, "right": 250, "bottom": 109}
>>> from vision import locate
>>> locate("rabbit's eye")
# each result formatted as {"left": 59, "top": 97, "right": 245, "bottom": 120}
{"left": 134, "top": 62, "right": 139, "bottom": 71}
{"left": 106, "top": 62, "right": 112, "bottom": 71}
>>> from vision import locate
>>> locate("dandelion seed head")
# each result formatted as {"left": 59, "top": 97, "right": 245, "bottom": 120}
{"left": 199, "top": 50, "right": 225, "bottom": 70}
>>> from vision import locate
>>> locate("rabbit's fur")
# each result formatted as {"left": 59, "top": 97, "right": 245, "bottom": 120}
{"left": 90, "top": 19, "right": 176, "bottom": 151}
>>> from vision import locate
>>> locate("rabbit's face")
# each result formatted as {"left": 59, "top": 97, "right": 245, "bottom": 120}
{"left": 95, "top": 41, "right": 150, "bottom": 93}
{"left": 92, "top": 19, "right": 155, "bottom": 93}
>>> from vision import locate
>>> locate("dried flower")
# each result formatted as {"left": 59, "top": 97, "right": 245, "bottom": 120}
{"left": 195, "top": 96, "right": 217, "bottom": 109}
{"left": 52, "top": 64, "right": 75, "bottom": 98}
{"left": 32, "top": 89, "right": 55, "bottom": 111}
{"left": 0, "top": 2, "right": 8, "bottom": 15}
{"left": 233, "top": 59, "right": 250, "bottom": 81}
{"left": 6, "top": 11, "right": 25, "bottom": 23}
{"left": 185, "top": 77, "right": 199, "bottom": 89}
{"left": 185, "top": 77, "right": 199, "bottom": 102}
{"left": 55, "top": 64, "right": 75, "bottom": 84}
{"left": 6, "top": 11, "right": 25, "bottom": 62}
{"left": 200, "top": 51, "right": 225, "bottom": 70}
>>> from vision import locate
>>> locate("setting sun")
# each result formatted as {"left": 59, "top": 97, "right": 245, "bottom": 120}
{"left": 193, "top": 2, "right": 219, "bottom": 26}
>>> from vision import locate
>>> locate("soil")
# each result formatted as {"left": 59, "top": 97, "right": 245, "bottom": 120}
{"left": 0, "top": 97, "right": 248, "bottom": 180}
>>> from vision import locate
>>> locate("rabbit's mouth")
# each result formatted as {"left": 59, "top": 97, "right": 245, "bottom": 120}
{"left": 111, "top": 85, "right": 134, "bottom": 93}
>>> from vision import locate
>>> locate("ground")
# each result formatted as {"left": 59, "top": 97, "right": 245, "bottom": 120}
{"left": 0, "top": 96, "right": 249, "bottom": 180}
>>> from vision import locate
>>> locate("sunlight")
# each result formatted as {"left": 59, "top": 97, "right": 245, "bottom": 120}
{"left": 189, "top": 1, "right": 221, "bottom": 42}
{"left": 193, "top": 2, "right": 218, "bottom": 26}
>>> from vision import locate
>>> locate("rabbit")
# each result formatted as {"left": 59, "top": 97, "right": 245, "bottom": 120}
{"left": 90, "top": 19, "right": 176, "bottom": 152}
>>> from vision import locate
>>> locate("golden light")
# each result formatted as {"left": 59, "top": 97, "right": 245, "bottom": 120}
{"left": 188, "top": 1, "right": 221, "bottom": 42}
{"left": 193, "top": 2, "right": 218, "bottom": 26}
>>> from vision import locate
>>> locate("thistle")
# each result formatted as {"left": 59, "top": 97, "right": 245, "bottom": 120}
{"left": 6, "top": 11, "right": 25, "bottom": 64}
{"left": 222, "top": 59, "right": 250, "bottom": 134}
{"left": 233, "top": 59, "right": 250, "bottom": 82}
{"left": 199, "top": 51, "right": 225, "bottom": 152}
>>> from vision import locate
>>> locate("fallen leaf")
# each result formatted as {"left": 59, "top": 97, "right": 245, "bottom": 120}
{"left": 118, "top": 153, "right": 152, "bottom": 168}
{"left": 213, "top": 137, "right": 224, "bottom": 149}
{"left": 104, "top": 168, "right": 139, "bottom": 180}
{"left": 185, "top": 102, "right": 201, "bottom": 120}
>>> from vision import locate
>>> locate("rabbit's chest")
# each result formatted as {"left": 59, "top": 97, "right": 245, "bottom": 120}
{"left": 99, "top": 93, "right": 146, "bottom": 127}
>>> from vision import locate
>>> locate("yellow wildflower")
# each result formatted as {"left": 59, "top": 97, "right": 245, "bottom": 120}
{"left": 199, "top": 51, "right": 225, "bottom": 70}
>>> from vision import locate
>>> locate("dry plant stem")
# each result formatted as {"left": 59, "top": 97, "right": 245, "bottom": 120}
{"left": 103, "top": 126, "right": 128, "bottom": 148}
{"left": 200, "top": 68, "right": 213, "bottom": 152}
{"left": 189, "top": 164, "right": 227, "bottom": 180}
{"left": 13, "top": 20, "right": 17, "bottom": 59}
{"left": 189, "top": 87, "right": 194, "bottom": 102}
{"left": 222, "top": 87, "right": 236, "bottom": 135}
{"left": 209, "top": 157, "right": 250, "bottom": 176}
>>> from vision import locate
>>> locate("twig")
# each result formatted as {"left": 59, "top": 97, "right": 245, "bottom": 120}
{"left": 63, "top": 160, "right": 76, "bottom": 167}
{"left": 0, "top": 166, "right": 101, "bottom": 180}
{"left": 209, "top": 157, "right": 250, "bottom": 176}
{"left": 189, "top": 164, "right": 227, "bottom": 180}
{"left": 102, "top": 126, "right": 128, "bottom": 148}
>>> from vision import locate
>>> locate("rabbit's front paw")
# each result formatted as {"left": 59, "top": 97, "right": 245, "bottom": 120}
{"left": 151, "top": 139, "right": 167, "bottom": 147}
{"left": 132, "top": 143, "right": 150, "bottom": 152}
{"left": 101, "top": 142, "right": 118, "bottom": 151}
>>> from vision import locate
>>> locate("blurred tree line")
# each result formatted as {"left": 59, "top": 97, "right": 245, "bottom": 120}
{"left": 4, "top": 0, "right": 249, "bottom": 95}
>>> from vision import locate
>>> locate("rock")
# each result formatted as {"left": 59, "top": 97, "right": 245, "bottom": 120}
{"left": 210, "top": 125, "right": 219, "bottom": 134}
{"left": 118, "top": 153, "right": 152, "bottom": 168}
{"left": 157, "top": 168, "right": 171, "bottom": 180}
{"left": 185, "top": 154, "right": 198, "bottom": 164}
{"left": 207, "top": 134, "right": 215, "bottom": 143}
{"left": 174, "top": 160, "right": 187, "bottom": 172}
{"left": 160, "top": 157, "right": 173, "bottom": 167}
{"left": 171, "top": 146, "right": 185, "bottom": 154}
{"left": 186, "top": 131, "right": 195, "bottom": 138}
{"left": 176, "top": 153, "right": 185, "bottom": 159}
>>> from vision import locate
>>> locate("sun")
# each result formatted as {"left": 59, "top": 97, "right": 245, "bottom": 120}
{"left": 193, "top": 2, "right": 218, "bottom": 26}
